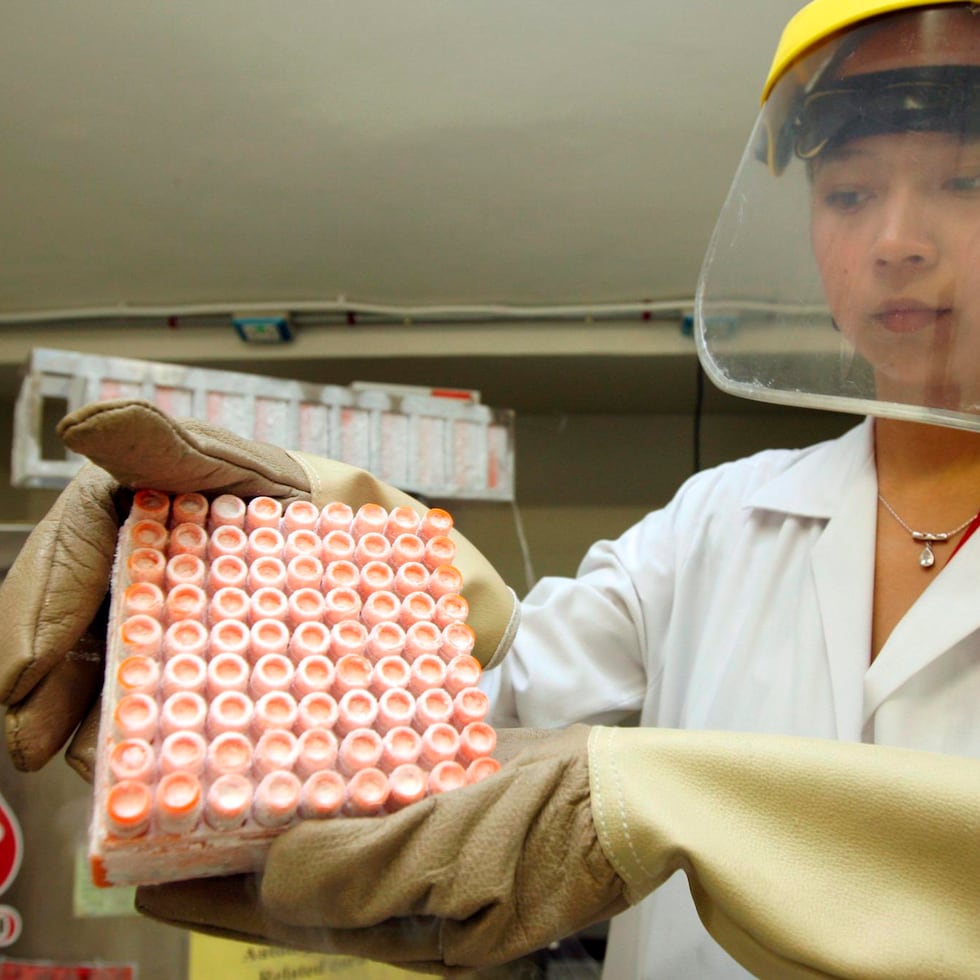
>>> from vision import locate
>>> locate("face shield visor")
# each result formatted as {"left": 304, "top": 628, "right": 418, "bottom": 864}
{"left": 695, "top": 4, "right": 980, "bottom": 431}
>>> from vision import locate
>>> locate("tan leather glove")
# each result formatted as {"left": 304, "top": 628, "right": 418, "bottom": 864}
{"left": 0, "top": 398, "right": 517, "bottom": 778}
{"left": 135, "top": 726, "right": 980, "bottom": 980}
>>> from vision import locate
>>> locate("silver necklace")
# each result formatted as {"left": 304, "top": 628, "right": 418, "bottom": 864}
{"left": 877, "top": 493, "right": 978, "bottom": 569}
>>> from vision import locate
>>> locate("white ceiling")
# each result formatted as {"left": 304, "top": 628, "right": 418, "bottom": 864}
{"left": 1, "top": 0, "right": 805, "bottom": 320}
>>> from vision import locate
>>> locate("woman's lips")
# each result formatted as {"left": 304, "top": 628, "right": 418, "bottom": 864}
{"left": 871, "top": 303, "right": 952, "bottom": 334}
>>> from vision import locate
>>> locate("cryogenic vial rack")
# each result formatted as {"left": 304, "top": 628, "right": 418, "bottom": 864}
{"left": 90, "top": 490, "right": 499, "bottom": 887}
{"left": 12, "top": 348, "right": 515, "bottom": 501}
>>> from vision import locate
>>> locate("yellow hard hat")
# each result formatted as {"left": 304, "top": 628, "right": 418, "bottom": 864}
{"left": 762, "top": 0, "right": 975, "bottom": 102}
{"left": 758, "top": 0, "right": 979, "bottom": 173}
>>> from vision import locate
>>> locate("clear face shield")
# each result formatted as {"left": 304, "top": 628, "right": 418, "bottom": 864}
{"left": 695, "top": 5, "right": 980, "bottom": 431}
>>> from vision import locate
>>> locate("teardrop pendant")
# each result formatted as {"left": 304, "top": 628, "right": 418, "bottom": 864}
{"left": 919, "top": 542, "right": 936, "bottom": 568}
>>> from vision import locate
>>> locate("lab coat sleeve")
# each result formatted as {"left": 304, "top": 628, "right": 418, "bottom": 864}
{"left": 485, "top": 489, "right": 689, "bottom": 730}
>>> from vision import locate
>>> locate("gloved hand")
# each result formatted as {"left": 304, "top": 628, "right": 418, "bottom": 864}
{"left": 135, "top": 725, "right": 980, "bottom": 980}
{"left": 0, "top": 398, "right": 518, "bottom": 779}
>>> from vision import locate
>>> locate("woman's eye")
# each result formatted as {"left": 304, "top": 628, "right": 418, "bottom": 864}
{"left": 946, "top": 173, "right": 980, "bottom": 192}
{"left": 821, "top": 188, "right": 870, "bottom": 211}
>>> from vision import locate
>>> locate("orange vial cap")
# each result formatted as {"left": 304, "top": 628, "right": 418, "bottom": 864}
{"left": 248, "top": 556, "right": 288, "bottom": 593}
{"left": 172, "top": 492, "right": 209, "bottom": 527}
{"left": 131, "top": 489, "right": 171, "bottom": 524}
{"left": 208, "top": 554, "right": 249, "bottom": 593}
{"left": 299, "top": 770, "right": 346, "bottom": 818}
{"left": 466, "top": 756, "right": 502, "bottom": 784}
{"left": 344, "top": 767, "right": 390, "bottom": 815}
{"left": 208, "top": 618, "right": 250, "bottom": 658}
{"left": 105, "top": 780, "right": 152, "bottom": 838}
{"left": 208, "top": 586, "right": 251, "bottom": 623}
{"left": 116, "top": 655, "right": 161, "bottom": 696}
{"left": 318, "top": 501, "right": 354, "bottom": 535}
{"left": 283, "top": 529, "right": 322, "bottom": 564}
{"left": 168, "top": 523, "right": 208, "bottom": 560}
{"left": 289, "top": 622, "right": 331, "bottom": 665}
{"left": 127, "top": 547, "right": 167, "bottom": 586}
{"left": 245, "top": 495, "right": 283, "bottom": 531}
{"left": 155, "top": 771, "right": 203, "bottom": 834}
{"left": 427, "top": 564, "right": 464, "bottom": 599}
{"left": 206, "top": 731, "right": 253, "bottom": 779}
{"left": 205, "top": 773, "right": 253, "bottom": 831}
{"left": 321, "top": 559, "right": 360, "bottom": 591}
{"left": 159, "top": 730, "right": 208, "bottom": 776}
{"left": 283, "top": 499, "right": 320, "bottom": 534}
{"left": 296, "top": 727, "right": 339, "bottom": 778}
{"left": 292, "top": 654, "right": 335, "bottom": 698}
{"left": 336, "top": 688, "right": 379, "bottom": 736}
{"left": 286, "top": 554, "right": 324, "bottom": 593}
{"left": 113, "top": 693, "right": 159, "bottom": 741}
{"left": 351, "top": 503, "right": 388, "bottom": 538}
{"left": 380, "top": 724, "right": 423, "bottom": 771}
{"left": 165, "top": 583, "right": 208, "bottom": 624}
{"left": 427, "top": 760, "right": 467, "bottom": 796}
{"left": 120, "top": 615, "right": 163, "bottom": 658}
{"left": 208, "top": 524, "right": 248, "bottom": 560}
{"left": 387, "top": 763, "right": 427, "bottom": 810}
{"left": 296, "top": 691, "right": 339, "bottom": 732}
{"left": 163, "top": 619, "right": 208, "bottom": 660}
{"left": 338, "top": 727, "right": 384, "bottom": 776}
{"left": 130, "top": 519, "right": 169, "bottom": 552}
{"left": 253, "top": 770, "right": 301, "bottom": 828}
{"left": 209, "top": 493, "right": 247, "bottom": 531}
{"left": 108, "top": 738, "right": 155, "bottom": 783}
{"left": 122, "top": 581, "right": 165, "bottom": 619}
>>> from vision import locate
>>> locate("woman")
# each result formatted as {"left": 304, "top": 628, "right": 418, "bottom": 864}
{"left": 484, "top": 2, "right": 980, "bottom": 976}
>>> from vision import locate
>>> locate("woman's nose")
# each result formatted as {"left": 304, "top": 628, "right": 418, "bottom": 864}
{"left": 871, "top": 192, "right": 938, "bottom": 273}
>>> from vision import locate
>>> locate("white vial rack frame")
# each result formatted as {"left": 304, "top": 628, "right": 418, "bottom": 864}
{"left": 12, "top": 348, "right": 515, "bottom": 502}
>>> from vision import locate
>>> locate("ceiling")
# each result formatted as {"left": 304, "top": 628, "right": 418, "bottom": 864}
{"left": 1, "top": 0, "right": 804, "bottom": 321}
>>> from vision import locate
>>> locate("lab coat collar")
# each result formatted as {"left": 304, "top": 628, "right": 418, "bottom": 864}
{"left": 744, "top": 418, "right": 875, "bottom": 520}
{"left": 864, "top": 526, "right": 980, "bottom": 721}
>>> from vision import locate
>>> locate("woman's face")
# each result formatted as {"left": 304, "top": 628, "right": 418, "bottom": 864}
{"left": 810, "top": 8, "right": 980, "bottom": 411}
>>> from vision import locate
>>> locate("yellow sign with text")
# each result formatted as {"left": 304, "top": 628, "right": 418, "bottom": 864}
{"left": 188, "top": 933, "right": 429, "bottom": 980}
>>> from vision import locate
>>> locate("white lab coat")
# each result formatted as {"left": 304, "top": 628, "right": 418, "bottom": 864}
{"left": 482, "top": 418, "right": 980, "bottom": 979}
